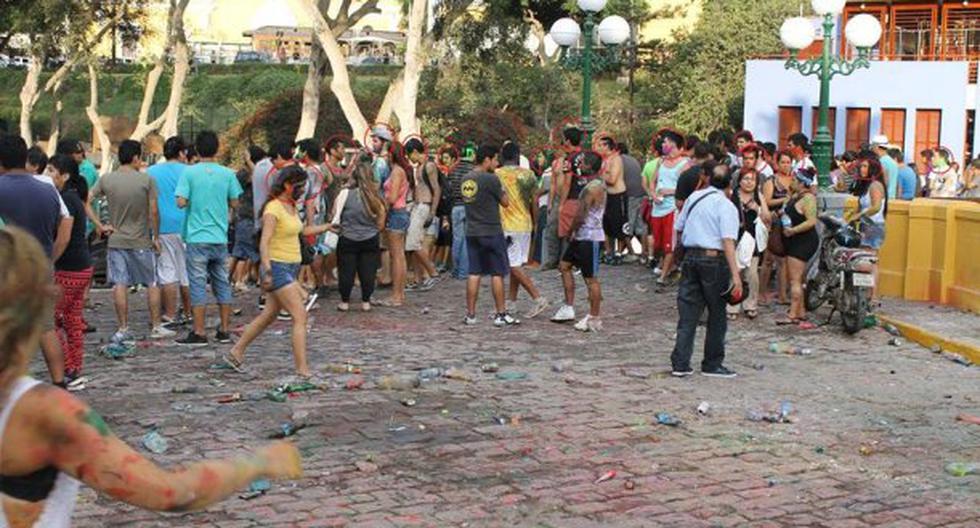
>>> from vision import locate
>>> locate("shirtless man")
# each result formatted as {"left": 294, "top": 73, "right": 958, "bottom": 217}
{"left": 595, "top": 136, "right": 627, "bottom": 265}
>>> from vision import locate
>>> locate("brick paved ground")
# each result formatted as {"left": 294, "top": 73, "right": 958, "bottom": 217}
{"left": 47, "top": 264, "right": 979, "bottom": 527}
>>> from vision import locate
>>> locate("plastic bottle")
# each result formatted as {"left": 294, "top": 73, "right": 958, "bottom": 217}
{"left": 378, "top": 375, "right": 420, "bottom": 390}
{"left": 768, "top": 342, "right": 812, "bottom": 356}
{"left": 781, "top": 213, "right": 792, "bottom": 229}
{"left": 141, "top": 430, "right": 169, "bottom": 454}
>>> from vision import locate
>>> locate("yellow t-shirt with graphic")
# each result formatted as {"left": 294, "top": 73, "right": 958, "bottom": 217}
{"left": 263, "top": 199, "right": 303, "bottom": 263}
{"left": 496, "top": 166, "right": 537, "bottom": 233}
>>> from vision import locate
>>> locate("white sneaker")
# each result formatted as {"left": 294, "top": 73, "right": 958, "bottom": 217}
{"left": 493, "top": 313, "right": 520, "bottom": 327}
{"left": 111, "top": 329, "right": 133, "bottom": 343}
{"left": 574, "top": 315, "right": 592, "bottom": 332}
{"left": 653, "top": 266, "right": 662, "bottom": 275}
{"left": 551, "top": 304, "right": 576, "bottom": 322}
{"left": 150, "top": 326, "right": 176, "bottom": 339}
{"left": 463, "top": 314, "right": 478, "bottom": 325}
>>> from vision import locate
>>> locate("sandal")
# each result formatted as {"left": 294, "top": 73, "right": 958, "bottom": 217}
{"left": 222, "top": 352, "right": 245, "bottom": 373}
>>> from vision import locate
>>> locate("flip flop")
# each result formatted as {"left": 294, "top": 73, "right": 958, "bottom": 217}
{"left": 375, "top": 299, "right": 403, "bottom": 308}
{"left": 775, "top": 318, "right": 798, "bottom": 326}
{"left": 222, "top": 353, "right": 246, "bottom": 373}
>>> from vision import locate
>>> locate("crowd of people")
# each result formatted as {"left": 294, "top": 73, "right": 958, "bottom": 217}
{"left": 0, "top": 120, "right": 977, "bottom": 522}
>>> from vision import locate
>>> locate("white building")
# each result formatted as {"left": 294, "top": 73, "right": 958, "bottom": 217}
{"left": 743, "top": 0, "right": 979, "bottom": 168}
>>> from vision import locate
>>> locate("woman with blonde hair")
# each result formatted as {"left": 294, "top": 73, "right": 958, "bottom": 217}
{"left": 0, "top": 226, "right": 302, "bottom": 526}
{"left": 335, "top": 158, "right": 388, "bottom": 312}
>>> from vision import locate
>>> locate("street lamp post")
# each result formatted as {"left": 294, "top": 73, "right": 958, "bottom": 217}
{"left": 780, "top": 0, "right": 882, "bottom": 189}
{"left": 548, "top": 0, "right": 631, "bottom": 143}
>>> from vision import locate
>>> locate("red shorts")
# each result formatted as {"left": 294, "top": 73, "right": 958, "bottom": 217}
{"left": 650, "top": 211, "right": 675, "bottom": 253}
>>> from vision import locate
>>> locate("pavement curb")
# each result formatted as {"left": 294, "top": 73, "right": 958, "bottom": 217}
{"left": 878, "top": 314, "right": 980, "bottom": 365}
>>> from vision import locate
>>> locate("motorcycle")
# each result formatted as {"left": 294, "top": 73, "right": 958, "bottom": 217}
{"left": 804, "top": 214, "right": 877, "bottom": 334}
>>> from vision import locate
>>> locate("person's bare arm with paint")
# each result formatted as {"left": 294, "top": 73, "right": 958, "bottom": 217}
{"left": 12, "top": 386, "right": 301, "bottom": 512}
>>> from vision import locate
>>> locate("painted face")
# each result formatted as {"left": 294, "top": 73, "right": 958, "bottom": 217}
{"left": 932, "top": 152, "right": 949, "bottom": 170}
{"left": 739, "top": 171, "right": 757, "bottom": 193}
{"left": 743, "top": 151, "right": 757, "bottom": 167}
{"left": 662, "top": 138, "right": 678, "bottom": 156}
{"left": 777, "top": 155, "right": 793, "bottom": 175}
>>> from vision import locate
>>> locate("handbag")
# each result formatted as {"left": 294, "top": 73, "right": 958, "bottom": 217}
{"left": 754, "top": 217, "right": 769, "bottom": 253}
{"left": 321, "top": 188, "right": 350, "bottom": 253}
{"left": 767, "top": 220, "right": 786, "bottom": 257}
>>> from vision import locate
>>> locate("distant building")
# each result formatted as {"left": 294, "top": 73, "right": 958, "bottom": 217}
{"left": 743, "top": 0, "right": 980, "bottom": 167}
{"left": 243, "top": 25, "right": 405, "bottom": 65}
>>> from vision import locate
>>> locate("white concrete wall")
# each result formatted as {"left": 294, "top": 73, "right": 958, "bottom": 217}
{"left": 743, "top": 60, "right": 975, "bottom": 161}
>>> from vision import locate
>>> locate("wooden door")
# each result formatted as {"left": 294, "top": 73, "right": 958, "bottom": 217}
{"left": 811, "top": 107, "right": 837, "bottom": 152}
{"left": 778, "top": 106, "right": 802, "bottom": 149}
{"left": 845, "top": 108, "right": 871, "bottom": 152}
{"left": 880, "top": 109, "right": 907, "bottom": 151}
{"left": 914, "top": 109, "right": 941, "bottom": 169}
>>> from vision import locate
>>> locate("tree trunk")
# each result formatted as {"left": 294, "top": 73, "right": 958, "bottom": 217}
{"left": 296, "top": 43, "right": 327, "bottom": 141}
{"left": 86, "top": 65, "right": 114, "bottom": 176}
{"left": 394, "top": 0, "right": 428, "bottom": 136}
{"left": 18, "top": 55, "right": 42, "bottom": 144}
{"left": 129, "top": 58, "right": 168, "bottom": 141}
{"left": 376, "top": 69, "right": 404, "bottom": 126}
{"left": 300, "top": 0, "right": 369, "bottom": 142}
{"left": 45, "top": 76, "right": 68, "bottom": 156}
{"left": 161, "top": 37, "right": 189, "bottom": 139}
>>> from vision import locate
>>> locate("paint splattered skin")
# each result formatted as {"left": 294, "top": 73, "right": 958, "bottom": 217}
{"left": 0, "top": 384, "right": 303, "bottom": 524}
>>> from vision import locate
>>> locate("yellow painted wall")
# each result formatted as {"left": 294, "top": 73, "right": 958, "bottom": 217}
{"left": 639, "top": 0, "right": 702, "bottom": 42}
{"left": 871, "top": 198, "right": 980, "bottom": 314}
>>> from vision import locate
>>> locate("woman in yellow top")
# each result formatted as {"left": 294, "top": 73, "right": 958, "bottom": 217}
{"left": 226, "top": 166, "right": 335, "bottom": 379}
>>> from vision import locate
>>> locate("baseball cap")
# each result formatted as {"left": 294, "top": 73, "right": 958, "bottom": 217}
{"left": 371, "top": 126, "right": 393, "bottom": 143}
{"left": 870, "top": 134, "right": 889, "bottom": 147}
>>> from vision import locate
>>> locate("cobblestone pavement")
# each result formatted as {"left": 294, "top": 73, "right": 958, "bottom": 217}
{"left": 47, "top": 264, "right": 979, "bottom": 527}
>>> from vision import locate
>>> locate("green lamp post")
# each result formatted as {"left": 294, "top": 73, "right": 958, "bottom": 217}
{"left": 780, "top": 0, "right": 883, "bottom": 189}
{"left": 548, "top": 0, "right": 631, "bottom": 144}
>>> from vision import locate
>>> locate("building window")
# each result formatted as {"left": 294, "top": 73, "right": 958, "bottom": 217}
{"left": 880, "top": 109, "right": 907, "bottom": 151}
{"left": 810, "top": 107, "right": 836, "bottom": 152}
{"left": 778, "top": 106, "right": 802, "bottom": 149}
{"left": 914, "top": 109, "right": 942, "bottom": 170}
{"left": 845, "top": 108, "right": 871, "bottom": 152}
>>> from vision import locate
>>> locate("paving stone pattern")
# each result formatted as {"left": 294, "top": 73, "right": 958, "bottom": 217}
{"left": 51, "top": 265, "right": 979, "bottom": 527}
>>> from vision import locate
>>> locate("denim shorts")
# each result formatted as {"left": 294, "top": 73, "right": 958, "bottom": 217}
{"left": 386, "top": 208, "right": 410, "bottom": 233}
{"left": 186, "top": 243, "right": 232, "bottom": 306}
{"left": 268, "top": 261, "right": 301, "bottom": 292}
{"left": 108, "top": 248, "right": 157, "bottom": 287}
{"left": 860, "top": 221, "right": 885, "bottom": 250}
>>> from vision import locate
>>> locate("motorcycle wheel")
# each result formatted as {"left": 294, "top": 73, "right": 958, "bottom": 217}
{"left": 805, "top": 277, "right": 825, "bottom": 312}
{"left": 840, "top": 282, "right": 867, "bottom": 335}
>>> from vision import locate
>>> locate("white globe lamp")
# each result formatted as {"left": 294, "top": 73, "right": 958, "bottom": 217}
{"left": 811, "top": 0, "right": 846, "bottom": 16}
{"left": 845, "top": 14, "right": 883, "bottom": 49}
{"left": 577, "top": 0, "right": 608, "bottom": 13}
{"left": 780, "top": 17, "right": 816, "bottom": 51}
{"left": 549, "top": 17, "right": 582, "bottom": 47}
{"left": 598, "top": 16, "right": 631, "bottom": 45}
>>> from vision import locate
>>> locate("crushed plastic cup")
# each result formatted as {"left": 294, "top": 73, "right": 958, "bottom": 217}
{"left": 248, "top": 479, "right": 271, "bottom": 492}
{"left": 769, "top": 342, "right": 811, "bottom": 356}
{"left": 269, "top": 422, "right": 306, "bottom": 439}
{"left": 480, "top": 362, "right": 499, "bottom": 373}
{"left": 444, "top": 367, "right": 473, "bottom": 382}
{"left": 697, "top": 402, "right": 710, "bottom": 415}
{"left": 654, "top": 412, "right": 680, "bottom": 426}
{"left": 944, "top": 462, "right": 977, "bottom": 477}
{"left": 141, "top": 430, "right": 169, "bottom": 454}
{"left": 100, "top": 343, "right": 135, "bottom": 360}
